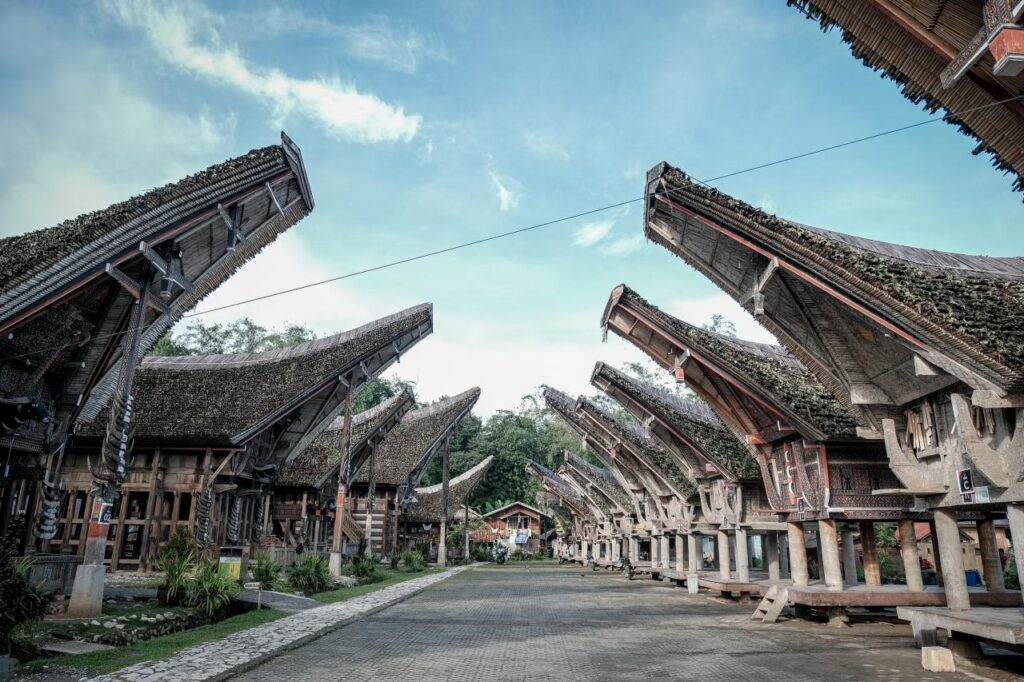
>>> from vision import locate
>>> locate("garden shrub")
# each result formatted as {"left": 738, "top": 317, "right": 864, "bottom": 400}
{"left": 186, "top": 560, "right": 239, "bottom": 617}
{"left": 0, "top": 542, "right": 49, "bottom": 656}
{"left": 400, "top": 551, "right": 426, "bottom": 572}
{"left": 1006, "top": 548, "right": 1020, "bottom": 590}
{"left": 357, "top": 567, "right": 388, "bottom": 585}
{"left": 288, "top": 554, "right": 331, "bottom": 593}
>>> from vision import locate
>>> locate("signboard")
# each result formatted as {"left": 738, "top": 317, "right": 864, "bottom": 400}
{"left": 956, "top": 468, "right": 975, "bottom": 502}
{"left": 974, "top": 486, "right": 991, "bottom": 503}
{"left": 219, "top": 556, "right": 242, "bottom": 581}
{"left": 98, "top": 502, "right": 113, "bottom": 525}
{"left": 514, "top": 529, "right": 529, "bottom": 545}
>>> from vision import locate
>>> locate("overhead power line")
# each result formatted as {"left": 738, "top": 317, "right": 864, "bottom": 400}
{"left": 3, "top": 92, "right": 1021, "bottom": 363}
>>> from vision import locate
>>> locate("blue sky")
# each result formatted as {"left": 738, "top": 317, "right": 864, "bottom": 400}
{"left": 1, "top": 1, "right": 1021, "bottom": 414}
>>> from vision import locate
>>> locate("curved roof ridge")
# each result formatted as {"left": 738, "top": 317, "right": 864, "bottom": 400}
{"left": 593, "top": 361, "right": 721, "bottom": 427}
{"left": 414, "top": 455, "right": 495, "bottom": 495}
{"left": 564, "top": 450, "right": 617, "bottom": 486}
{"left": 142, "top": 304, "right": 431, "bottom": 370}
{"left": 323, "top": 388, "right": 416, "bottom": 432}
{"left": 527, "top": 461, "right": 581, "bottom": 500}
{"left": 406, "top": 387, "right": 481, "bottom": 421}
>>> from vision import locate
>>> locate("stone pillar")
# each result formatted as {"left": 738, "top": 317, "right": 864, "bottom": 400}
{"left": 675, "top": 533, "right": 685, "bottom": 573}
{"left": 630, "top": 535, "right": 638, "bottom": 561}
{"left": 766, "top": 531, "right": 780, "bottom": 582}
{"left": 779, "top": 532, "right": 790, "bottom": 578}
{"left": 687, "top": 533, "right": 699, "bottom": 573}
{"left": 787, "top": 522, "right": 809, "bottom": 587}
{"left": 934, "top": 509, "right": 970, "bottom": 610}
{"left": 898, "top": 519, "right": 924, "bottom": 592}
{"left": 717, "top": 529, "right": 732, "bottom": 580}
{"left": 860, "top": 521, "right": 881, "bottom": 587}
{"left": 735, "top": 528, "right": 750, "bottom": 582}
{"left": 842, "top": 527, "right": 859, "bottom": 586}
{"left": 660, "top": 534, "right": 671, "bottom": 570}
{"left": 977, "top": 518, "right": 1005, "bottom": 592}
{"left": 1007, "top": 504, "right": 1024, "bottom": 603}
{"left": 818, "top": 519, "right": 843, "bottom": 591}
{"left": 581, "top": 538, "right": 589, "bottom": 562}
{"left": 437, "top": 520, "right": 447, "bottom": 567}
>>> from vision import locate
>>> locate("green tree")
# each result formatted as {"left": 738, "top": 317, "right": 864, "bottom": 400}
{"left": 351, "top": 376, "right": 417, "bottom": 413}
{"left": 150, "top": 318, "right": 318, "bottom": 356}
{"left": 702, "top": 313, "right": 737, "bottom": 337}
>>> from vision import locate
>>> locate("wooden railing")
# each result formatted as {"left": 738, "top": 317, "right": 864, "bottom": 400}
{"left": 21, "top": 554, "right": 83, "bottom": 596}
{"left": 339, "top": 508, "right": 362, "bottom": 543}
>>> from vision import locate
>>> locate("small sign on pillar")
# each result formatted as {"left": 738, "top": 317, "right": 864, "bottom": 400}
{"left": 956, "top": 468, "right": 975, "bottom": 503}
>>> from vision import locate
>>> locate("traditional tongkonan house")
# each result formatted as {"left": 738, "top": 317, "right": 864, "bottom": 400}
{"left": 786, "top": 0, "right": 1024, "bottom": 193}
{"left": 543, "top": 386, "right": 688, "bottom": 572}
{"left": 641, "top": 164, "right": 1024, "bottom": 626}
{"left": 591, "top": 361, "right": 787, "bottom": 593}
{"left": 0, "top": 134, "right": 314, "bottom": 615}
{"left": 351, "top": 388, "right": 481, "bottom": 560}
{"left": 525, "top": 460, "right": 600, "bottom": 562}
{"left": 602, "top": 285, "right": 1003, "bottom": 619}
{"left": 559, "top": 451, "right": 635, "bottom": 564}
{"left": 573, "top": 394, "right": 698, "bottom": 574}
{"left": 61, "top": 305, "right": 432, "bottom": 575}
{"left": 272, "top": 388, "right": 416, "bottom": 558}
{"left": 402, "top": 455, "right": 494, "bottom": 562}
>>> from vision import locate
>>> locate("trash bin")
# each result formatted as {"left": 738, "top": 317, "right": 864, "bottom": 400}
{"left": 964, "top": 569, "right": 982, "bottom": 587}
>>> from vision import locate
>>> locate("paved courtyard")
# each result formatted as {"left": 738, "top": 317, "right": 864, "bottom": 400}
{"left": 234, "top": 563, "right": 982, "bottom": 681}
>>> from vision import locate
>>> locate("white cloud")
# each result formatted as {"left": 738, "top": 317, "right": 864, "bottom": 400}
{"left": 102, "top": 0, "right": 421, "bottom": 143}
{"left": 522, "top": 132, "right": 570, "bottom": 161}
{"left": 572, "top": 219, "right": 614, "bottom": 246}
{"left": 599, "top": 234, "right": 644, "bottom": 256}
{"left": 667, "top": 294, "right": 778, "bottom": 345}
{"left": 489, "top": 170, "right": 520, "bottom": 212}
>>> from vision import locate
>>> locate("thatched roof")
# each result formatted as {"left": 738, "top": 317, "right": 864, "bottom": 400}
{"left": 525, "top": 461, "right": 594, "bottom": 522}
{"left": 275, "top": 389, "right": 415, "bottom": 488}
{"left": 561, "top": 450, "right": 632, "bottom": 512}
{"left": 574, "top": 396, "right": 696, "bottom": 499}
{"left": 591, "top": 362, "right": 758, "bottom": 481}
{"left": 79, "top": 305, "right": 432, "bottom": 446}
{"left": 1, "top": 134, "right": 314, "bottom": 453}
{"left": 404, "top": 455, "right": 494, "bottom": 523}
{"left": 786, "top": 0, "right": 1024, "bottom": 193}
{"left": 604, "top": 285, "right": 857, "bottom": 439}
{"left": 353, "top": 387, "right": 481, "bottom": 486}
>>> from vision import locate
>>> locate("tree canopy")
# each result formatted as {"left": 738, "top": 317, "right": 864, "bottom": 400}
{"left": 151, "top": 318, "right": 318, "bottom": 356}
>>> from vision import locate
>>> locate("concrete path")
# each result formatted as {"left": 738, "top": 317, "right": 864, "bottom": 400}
{"left": 85, "top": 566, "right": 475, "bottom": 682}
{"left": 234, "top": 563, "right": 979, "bottom": 682}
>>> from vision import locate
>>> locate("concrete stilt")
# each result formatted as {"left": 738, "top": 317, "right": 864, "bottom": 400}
{"left": 687, "top": 533, "right": 699, "bottom": 573}
{"left": 929, "top": 519, "right": 944, "bottom": 587}
{"left": 787, "top": 522, "right": 809, "bottom": 587}
{"left": 437, "top": 520, "right": 447, "bottom": 567}
{"left": 660, "top": 534, "right": 671, "bottom": 570}
{"left": 735, "top": 528, "right": 750, "bottom": 582}
{"left": 977, "top": 518, "right": 1005, "bottom": 591}
{"left": 898, "top": 518, "right": 924, "bottom": 592}
{"left": 779, "top": 532, "right": 790, "bottom": 578}
{"left": 766, "top": 532, "right": 780, "bottom": 582}
{"left": 675, "top": 533, "right": 684, "bottom": 573}
{"left": 819, "top": 519, "right": 844, "bottom": 591}
{"left": 717, "top": 530, "right": 732, "bottom": 580}
{"left": 842, "top": 527, "right": 858, "bottom": 586}
{"left": 860, "top": 521, "right": 881, "bottom": 587}
{"left": 934, "top": 509, "right": 970, "bottom": 610}
{"left": 1008, "top": 504, "right": 1024, "bottom": 604}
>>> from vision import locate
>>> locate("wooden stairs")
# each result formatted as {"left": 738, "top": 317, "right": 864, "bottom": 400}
{"left": 751, "top": 586, "right": 789, "bottom": 623}
{"left": 339, "top": 508, "right": 363, "bottom": 542}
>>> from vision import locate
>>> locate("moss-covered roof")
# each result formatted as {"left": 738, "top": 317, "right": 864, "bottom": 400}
{"left": 654, "top": 165, "right": 1024, "bottom": 388}
{"left": 80, "top": 306, "right": 431, "bottom": 444}
{"left": 592, "top": 362, "right": 758, "bottom": 480}
{"left": 0, "top": 145, "right": 286, "bottom": 294}
{"left": 576, "top": 396, "right": 696, "bottom": 499}
{"left": 562, "top": 450, "right": 632, "bottom": 511}
{"left": 525, "top": 461, "right": 594, "bottom": 522}
{"left": 615, "top": 286, "right": 857, "bottom": 438}
{"left": 404, "top": 455, "right": 494, "bottom": 523}
{"left": 276, "top": 389, "right": 415, "bottom": 487}
{"left": 352, "top": 388, "right": 480, "bottom": 486}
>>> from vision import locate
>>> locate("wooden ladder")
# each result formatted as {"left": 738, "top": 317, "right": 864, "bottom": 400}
{"left": 751, "top": 586, "right": 788, "bottom": 623}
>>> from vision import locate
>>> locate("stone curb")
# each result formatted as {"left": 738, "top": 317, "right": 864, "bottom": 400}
{"left": 88, "top": 564, "right": 481, "bottom": 682}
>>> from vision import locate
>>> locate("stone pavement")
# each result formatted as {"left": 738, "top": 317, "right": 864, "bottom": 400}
{"left": 86, "top": 565, "right": 475, "bottom": 682}
{"left": 235, "top": 589, "right": 321, "bottom": 613}
{"left": 235, "top": 563, "right": 983, "bottom": 682}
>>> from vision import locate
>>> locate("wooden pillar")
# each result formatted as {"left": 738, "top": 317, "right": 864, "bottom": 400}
{"left": 329, "top": 382, "right": 354, "bottom": 576}
{"left": 842, "top": 526, "right": 859, "bottom": 586}
{"left": 898, "top": 519, "right": 924, "bottom": 592}
{"left": 735, "top": 528, "right": 750, "bottom": 582}
{"left": 717, "top": 529, "right": 732, "bottom": 580}
{"left": 1007, "top": 504, "right": 1024, "bottom": 603}
{"left": 787, "top": 522, "right": 809, "bottom": 587}
{"left": 819, "top": 519, "right": 843, "bottom": 591}
{"left": 934, "top": 509, "right": 970, "bottom": 610}
{"left": 977, "top": 517, "right": 1005, "bottom": 592}
{"left": 765, "top": 532, "right": 780, "bottom": 581}
{"left": 860, "top": 521, "right": 881, "bottom": 587}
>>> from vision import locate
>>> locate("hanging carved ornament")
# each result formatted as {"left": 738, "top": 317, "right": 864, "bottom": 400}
{"left": 227, "top": 495, "right": 241, "bottom": 544}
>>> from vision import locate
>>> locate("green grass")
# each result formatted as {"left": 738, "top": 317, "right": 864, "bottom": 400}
{"left": 24, "top": 608, "right": 287, "bottom": 675}
{"left": 312, "top": 568, "right": 442, "bottom": 604}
